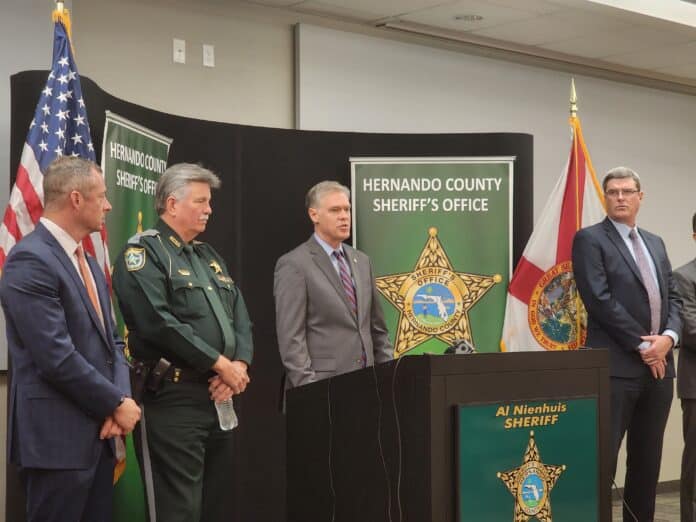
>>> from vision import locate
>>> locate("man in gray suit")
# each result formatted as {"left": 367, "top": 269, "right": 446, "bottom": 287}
{"left": 675, "top": 212, "right": 696, "bottom": 522}
{"left": 274, "top": 181, "right": 393, "bottom": 391}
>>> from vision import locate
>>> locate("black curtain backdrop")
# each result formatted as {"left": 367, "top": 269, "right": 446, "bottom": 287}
{"left": 9, "top": 71, "right": 533, "bottom": 522}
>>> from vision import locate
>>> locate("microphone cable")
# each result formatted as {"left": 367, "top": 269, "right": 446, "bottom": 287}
{"left": 326, "top": 379, "right": 336, "bottom": 522}
{"left": 391, "top": 355, "right": 406, "bottom": 522}
{"left": 611, "top": 478, "right": 638, "bottom": 522}
{"left": 371, "top": 362, "right": 393, "bottom": 522}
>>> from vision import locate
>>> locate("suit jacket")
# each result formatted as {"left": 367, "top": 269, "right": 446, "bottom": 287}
{"left": 572, "top": 217, "right": 681, "bottom": 378}
{"left": 0, "top": 223, "right": 130, "bottom": 469}
{"left": 675, "top": 259, "right": 696, "bottom": 398}
{"left": 274, "top": 236, "right": 393, "bottom": 389}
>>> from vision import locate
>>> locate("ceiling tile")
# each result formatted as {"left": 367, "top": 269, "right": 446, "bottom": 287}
{"left": 540, "top": 31, "right": 648, "bottom": 59}
{"left": 654, "top": 62, "right": 696, "bottom": 80}
{"left": 604, "top": 41, "right": 696, "bottom": 69}
{"left": 243, "top": 0, "right": 304, "bottom": 6}
{"left": 399, "top": 0, "right": 544, "bottom": 32}
{"left": 470, "top": 8, "right": 632, "bottom": 45}
{"left": 295, "top": 0, "right": 454, "bottom": 19}
{"left": 485, "top": 0, "right": 566, "bottom": 15}
{"left": 291, "top": 0, "right": 385, "bottom": 21}
{"left": 540, "top": 25, "right": 695, "bottom": 59}
{"left": 631, "top": 15, "right": 696, "bottom": 39}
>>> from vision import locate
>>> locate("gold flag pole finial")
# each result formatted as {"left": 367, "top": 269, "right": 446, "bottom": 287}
{"left": 570, "top": 78, "right": 578, "bottom": 117}
{"left": 52, "top": 1, "right": 73, "bottom": 47}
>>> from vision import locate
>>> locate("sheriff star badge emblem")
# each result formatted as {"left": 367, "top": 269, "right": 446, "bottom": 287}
{"left": 375, "top": 227, "right": 501, "bottom": 357}
{"left": 497, "top": 431, "right": 566, "bottom": 522}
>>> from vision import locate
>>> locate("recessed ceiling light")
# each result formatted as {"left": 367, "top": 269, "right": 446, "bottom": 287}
{"left": 454, "top": 14, "right": 484, "bottom": 22}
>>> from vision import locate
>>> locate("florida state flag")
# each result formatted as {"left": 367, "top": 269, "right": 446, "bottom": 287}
{"left": 501, "top": 113, "right": 605, "bottom": 351}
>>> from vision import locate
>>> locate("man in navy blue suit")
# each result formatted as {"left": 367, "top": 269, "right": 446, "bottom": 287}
{"left": 0, "top": 156, "right": 141, "bottom": 522}
{"left": 572, "top": 166, "right": 681, "bottom": 522}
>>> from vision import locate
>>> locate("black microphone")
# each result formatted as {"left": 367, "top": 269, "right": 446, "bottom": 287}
{"left": 444, "top": 338, "right": 476, "bottom": 354}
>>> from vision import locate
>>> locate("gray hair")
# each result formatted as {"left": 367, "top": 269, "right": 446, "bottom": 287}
{"left": 43, "top": 156, "right": 101, "bottom": 211}
{"left": 603, "top": 166, "right": 641, "bottom": 192}
{"left": 305, "top": 181, "right": 350, "bottom": 211}
{"left": 155, "top": 163, "right": 221, "bottom": 215}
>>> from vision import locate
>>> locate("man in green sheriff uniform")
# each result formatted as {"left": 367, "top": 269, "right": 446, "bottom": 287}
{"left": 112, "top": 163, "right": 252, "bottom": 522}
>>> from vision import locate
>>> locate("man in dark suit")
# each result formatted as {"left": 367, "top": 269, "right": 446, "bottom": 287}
{"left": 674, "top": 212, "right": 696, "bottom": 522}
{"left": 572, "top": 166, "right": 681, "bottom": 522}
{"left": 274, "top": 181, "right": 393, "bottom": 392}
{"left": 0, "top": 157, "right": 141, "bottom": 522}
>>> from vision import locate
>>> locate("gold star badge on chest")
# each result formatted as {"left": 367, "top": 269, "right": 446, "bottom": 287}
{"left": 375, "top": 227, "right": 501, "bottom": 357}
{"left": 497, "top": 431, "right": 566, "bottom": 522}
{"left": 209, "top": 259, "right": 223, "bottom": 274}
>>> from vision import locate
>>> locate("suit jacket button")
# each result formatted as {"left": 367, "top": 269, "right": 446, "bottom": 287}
{"left": 106, "top": 359, "right": 113, "bottom": 366}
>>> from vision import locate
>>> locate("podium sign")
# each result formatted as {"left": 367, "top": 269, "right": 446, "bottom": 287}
{"left": 457, "top": 398, "right": 598, "bottom": 521}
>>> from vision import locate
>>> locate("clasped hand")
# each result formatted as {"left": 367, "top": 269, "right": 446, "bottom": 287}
{"left": 100, "top": 398, "right": 142, "bottom": 439}
{"left": 640, "top": 334, "right": 673, "bottom": 380}
{"left": 212, "top": 356, "right": 250, "bottom": 396}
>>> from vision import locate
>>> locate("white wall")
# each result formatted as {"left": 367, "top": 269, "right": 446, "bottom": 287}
{"left": 73, "top": 0, "right": 295, "bottom": 128}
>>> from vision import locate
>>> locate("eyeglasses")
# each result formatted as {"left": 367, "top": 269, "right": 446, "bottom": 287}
{"left": 605, "top": 189, "right": 640, "bottom": 198}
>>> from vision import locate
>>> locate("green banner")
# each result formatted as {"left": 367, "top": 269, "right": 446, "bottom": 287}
{"left": 102, "top": 111, "right": 171, "bottom": 522}
{"left": 351, "top": 158, "right": 512, "bottom": 357}
{"left": 457, "top": 398, "right": 598, "bottom": 521}
{"left": 103, "top": 111, "right": 171, "bottom": 262}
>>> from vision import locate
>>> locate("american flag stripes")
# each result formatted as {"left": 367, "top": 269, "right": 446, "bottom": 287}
{"left": 0, "top": 10, "right": 109, "bottom": 277}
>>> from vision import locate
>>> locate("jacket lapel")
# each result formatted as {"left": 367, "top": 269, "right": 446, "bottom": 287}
{"left": 307, "top": 237, "right": 358, "bottom": 322}
{"left": 38, "top": 224, "right": 110, "bottom": 348}
{"left": 602, "top": 218, "right": 644, "bottom": 287}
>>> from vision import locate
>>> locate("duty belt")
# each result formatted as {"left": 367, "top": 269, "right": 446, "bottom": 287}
{"left": 163, "top": 365, "right": 215, "bottom": 384}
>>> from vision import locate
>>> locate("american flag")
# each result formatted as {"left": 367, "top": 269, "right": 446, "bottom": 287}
{"left": 0, "top": 9, "right": 109, "bottom": 277}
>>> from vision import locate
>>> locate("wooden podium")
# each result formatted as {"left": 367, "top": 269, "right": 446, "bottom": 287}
{"left": 286, "top": 350, "right": 610, "bottom": 522}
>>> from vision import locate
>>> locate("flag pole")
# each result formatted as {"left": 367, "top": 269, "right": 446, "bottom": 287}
{"left": 570, "top": 78, "right": 584, "bottom": 348}
{"left": 570, "top": 78, "right": 581, "bottom": 231}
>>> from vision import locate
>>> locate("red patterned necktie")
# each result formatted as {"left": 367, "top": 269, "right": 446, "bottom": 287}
{"left": 628, "top": 229, "right": 661, "bottom": 334}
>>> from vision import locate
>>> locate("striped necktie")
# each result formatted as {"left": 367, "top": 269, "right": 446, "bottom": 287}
{"left": 333, "top": 249, "right": 357, "bottom": 315}
{"left": 628, "top": 229, "right": 661, "bottom": 334}
{"left": 333, "top": 249, "right": 366, "bottom": 367}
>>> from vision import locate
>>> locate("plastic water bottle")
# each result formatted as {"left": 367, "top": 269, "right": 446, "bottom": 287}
{"left": 214, "top": 398, "right": 238, "bottom": 431}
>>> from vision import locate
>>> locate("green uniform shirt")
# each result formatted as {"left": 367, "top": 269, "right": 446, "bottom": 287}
{"left": 112, "top": 219, "right": 253, "bottom": 371}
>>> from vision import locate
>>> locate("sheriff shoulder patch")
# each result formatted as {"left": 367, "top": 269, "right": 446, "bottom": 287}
{"left": 125, "top": 247, "right": 146, "bottom": 271}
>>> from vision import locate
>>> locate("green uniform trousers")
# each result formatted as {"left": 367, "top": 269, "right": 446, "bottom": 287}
{"left": 135, "top": 380, "right": 234, "bottom": 522}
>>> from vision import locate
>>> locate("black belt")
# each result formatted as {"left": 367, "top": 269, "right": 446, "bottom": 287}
{"left": 163, "top": 365, "right": 215, "bottom": 384}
